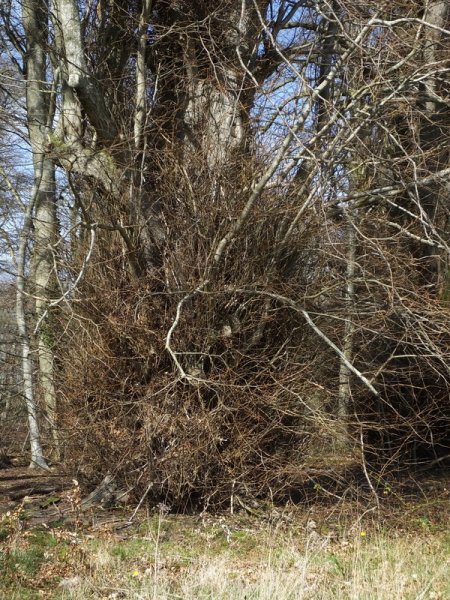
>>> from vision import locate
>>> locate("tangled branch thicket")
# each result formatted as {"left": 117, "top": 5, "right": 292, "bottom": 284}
{"left": 58, "top": 147, "right": 450, "bottom": 509}
{"left": 2, "top": 0, "right": 450, "bottom": 508}
{"left": 58, "top": 157, "right": 334, "bottom": 508}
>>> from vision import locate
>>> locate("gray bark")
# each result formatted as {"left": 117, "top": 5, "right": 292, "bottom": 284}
{"left": 178, "top": 4, "right": 255, "bottom": 170}
{"left": 54, "top": 0, "right": 118, "bottom": 145}
{"left": 418, "top": 1, "right": 450, "bottom": 290}
{"left": 182, "top": 57, "right": 246, "bottom": 170}
{"left": 422, "top": 1, "right": 448, "bottom": 116}
{"left": 23, "top": 0, "right": 59, "bottom": 459}
{"left": 134, "top": 0, "right": 153, "bottom": 151}
{"left": 337, "top": 213, "right": 356, "bottom": 449}
{"left": 16, "top": 201, "right": 48, "bottom": 470}
{"left": 34, "top": 160, "right": 59, "bottom": 459}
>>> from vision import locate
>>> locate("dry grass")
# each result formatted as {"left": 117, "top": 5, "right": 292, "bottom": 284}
{"left": 2, "top": 504, "right": 447, "bottom": 600}
{"left": 57, "top": 530, "right": 449, "bottom": 600}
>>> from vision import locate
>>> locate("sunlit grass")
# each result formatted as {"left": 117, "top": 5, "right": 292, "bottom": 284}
{"left": 1, "top": 508, "right": 449, "bottom": 599}
{"left": 58, "top": 519, "right": 449, "bottom": 599}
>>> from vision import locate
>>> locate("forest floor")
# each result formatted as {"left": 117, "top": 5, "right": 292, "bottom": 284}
{"left": 0, "top": 464, "right": 450, "bottom": 599}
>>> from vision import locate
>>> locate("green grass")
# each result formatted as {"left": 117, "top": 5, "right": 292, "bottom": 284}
{"left": 110, "top": 538, "right": 153, "bottom": 561}
{"left": 0, "top": 545, "right": 45, "bottom": 576}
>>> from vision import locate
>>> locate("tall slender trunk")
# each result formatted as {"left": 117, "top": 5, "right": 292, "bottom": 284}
{"left": 337, "top": 213, "right": 356, "bottom": 449}
{"left": 34, "top": 157, "right": 58, "bottom": 459}
{"left": 23, "top": 0, "right": 59, "bottom": 459}
{"left": 16, "top": 201, "right": 49, "bottom": 470}
{"left": 134, "top": 0, "right": 152, "bottom": 152}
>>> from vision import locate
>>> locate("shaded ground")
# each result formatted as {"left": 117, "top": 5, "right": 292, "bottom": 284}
{"left": 0, "top": 467, "right": 71, "bottom": 500}
{"left": 1, "top": 460, "right": 450, "bottom": 529}
{"left": 0, "top": 466, "right": 131, "bottom": 534}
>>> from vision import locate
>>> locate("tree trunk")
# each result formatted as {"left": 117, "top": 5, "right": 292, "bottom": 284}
{"left": 23, "top": 0, "right": 59, "bottom": 459}
{"left": 418, "top": 1, "right": 450, "bottom": 292}
{"left": 337, "top": 213, "right": 356, "bottom": 450}
{"left": 16, "top": 203, "right": 48, "bottom": 470}
{"left": 54, "top": 0, "right": 118, "bottom": 144}
{"left": 154, "top": 1, "right": 265, "bottom": 168}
